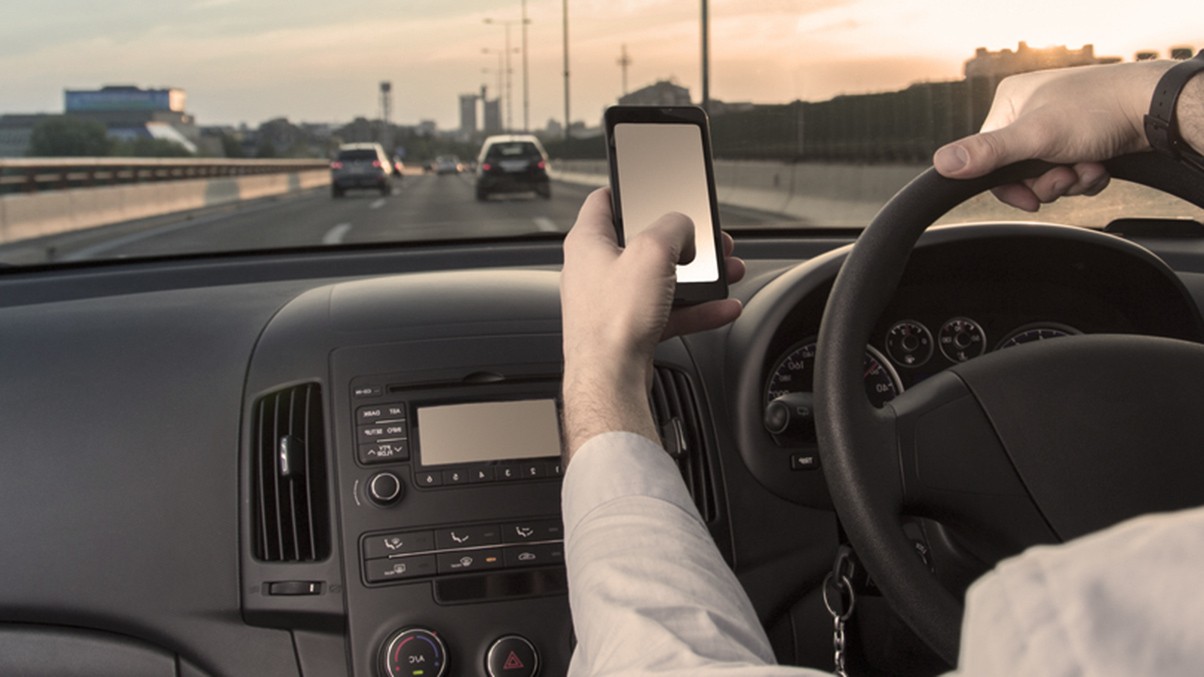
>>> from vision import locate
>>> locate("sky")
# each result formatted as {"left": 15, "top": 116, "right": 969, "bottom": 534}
{"left": 0, "top": 0, "right": 1198, "bottom": 130}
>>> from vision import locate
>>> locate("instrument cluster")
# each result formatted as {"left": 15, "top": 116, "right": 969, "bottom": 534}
{"left": 763, "top": 315, "right": 1082, "bottom": 414}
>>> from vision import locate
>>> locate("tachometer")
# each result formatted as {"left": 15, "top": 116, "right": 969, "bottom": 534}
{"left": 765, "top": 339, "right": 903, "bottom": 409}
{"left": 996, "top": 323, "right": 1080, "bottom": 350}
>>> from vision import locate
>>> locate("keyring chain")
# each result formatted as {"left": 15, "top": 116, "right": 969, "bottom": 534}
{"left": 823, "top": 572, "right": 856, "bottom": 677}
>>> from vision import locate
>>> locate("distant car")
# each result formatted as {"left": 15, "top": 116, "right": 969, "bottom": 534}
{"left": 474, "top": 135, "right": 551, "bottom": 201}
{"left": 391, "top": 156, "right": 406, "bottom": 179}
{"left": 434, "top": 155, "right": 463, "bottom": 175}
{"left": 330, "top": 143, "right": 393, "bottom": 197}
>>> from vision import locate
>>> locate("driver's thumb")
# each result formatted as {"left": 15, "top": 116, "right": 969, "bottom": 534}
{"left": 933, "top": 124, "right": 1045, "bottom": 179}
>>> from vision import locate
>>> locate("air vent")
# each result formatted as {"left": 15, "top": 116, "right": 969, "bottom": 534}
{"left": 650, "top": 367, "right": 717, "bottom": 522}
{"left": 250, "top": 383, "right": 331, "bottom": 562}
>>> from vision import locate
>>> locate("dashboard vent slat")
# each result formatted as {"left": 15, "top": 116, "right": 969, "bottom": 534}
{"left": 651, "top": 367, "right": 717, "bottom": 523}
{"left": 251, "top": 383, "right": 330, "bottom": 562}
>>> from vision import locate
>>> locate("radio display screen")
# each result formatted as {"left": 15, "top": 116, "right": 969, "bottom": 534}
{"left": 416, "top": 399, "right": 561, "bottom": 466}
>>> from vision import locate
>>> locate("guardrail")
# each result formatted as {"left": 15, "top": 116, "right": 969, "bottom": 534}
{"left": 0, "top": 158, "right": 329, "bottom": 195}
{"left": 550, "top": 159, "right": 925, "bottom": 225}
{"left": 0, "top": 158, "right": 330, "bottom": 246}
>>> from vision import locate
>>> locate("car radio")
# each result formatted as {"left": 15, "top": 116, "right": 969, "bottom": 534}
{"left": 337, "top": 347, "right": 573, "bottom": 676}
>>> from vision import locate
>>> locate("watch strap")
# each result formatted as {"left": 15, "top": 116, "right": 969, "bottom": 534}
{"left": 1144, "top": 50, "right": 1204, "bottom": 172}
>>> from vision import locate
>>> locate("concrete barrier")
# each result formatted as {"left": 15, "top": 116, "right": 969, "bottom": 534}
{"left": 550, "top": 159, "right": 924, "bottom": 224}
{"left": 0, "top": 169, "right": 329, "bottom": 245}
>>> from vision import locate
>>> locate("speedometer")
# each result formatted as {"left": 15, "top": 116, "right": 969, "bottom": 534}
{"left": 765, "top": 339, "right": 903, "bottom": 409}
{"left": 996, "top": 322, "right": 1080, "bottom": 350}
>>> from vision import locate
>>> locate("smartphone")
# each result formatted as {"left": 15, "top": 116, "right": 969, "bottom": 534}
{"left": 604, "top": 105, "right": 727, "bottom": 305}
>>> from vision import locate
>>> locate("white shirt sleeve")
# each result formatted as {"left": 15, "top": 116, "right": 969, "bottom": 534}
{"left": 561, "top": 431, "right": 827, "bottom": 676}
{"left": 946, "top": 504, "right": 1204, "bottom": 677}
{"left": 563, "top": 431, "right": 1204, "bottom": 677}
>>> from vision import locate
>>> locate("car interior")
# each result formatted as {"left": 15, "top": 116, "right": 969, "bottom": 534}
{"left": 2, "top": 3, "right": 1202, "bottom": 676}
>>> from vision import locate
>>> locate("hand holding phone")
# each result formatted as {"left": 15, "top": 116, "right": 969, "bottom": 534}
{"left": 604, "top": 105, "right": 728, "bottom": 305}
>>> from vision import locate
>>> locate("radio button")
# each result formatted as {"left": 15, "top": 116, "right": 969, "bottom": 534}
{"left": 357, "top": 403, "right": 407, "bottom": 425}
{"left": 469, "top": 467, "right": 496, "bottom": 483}
{"left": 366, "top": 555, "right": 436, "bottom": 583}
{"left": 415, "top": 471, "right": 443, "bottom": 488}
{"left": 437, "top": 548, "right": 504, "bottom": 574}
{"left": 497, "top": 465, "right": 522, "bottom": 481}
{"left": 359, "top": 440, "right": 409, "bottom": 464}
{"left": 443, "top": 469, "right": 469, "bottom": 485}
{"left": 364, "top": 530, "right": 434, "bottom": 559}
{"left": 436, "top": 525, "right": 501, "bottom": 550}
{"left": 358, "top": 424, "right": 407, "bottom": 445}
{"left": 520, "top": 463, "right": 544, "bottom": 479}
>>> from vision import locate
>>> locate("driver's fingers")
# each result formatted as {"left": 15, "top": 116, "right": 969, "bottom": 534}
{"left": 725, "top": 255, "right": 746, "bottom": 285}
{"left": 1061, "top": 162, "right": 1111, "bottom": 197}
{"left": 1027, "top": 165, "right": 1079, "bottom": 203}
{"left": 990, "top": 183, "right": 1041, "bottom": 212}
{"left": 989, "top": 162, "right": 1111, "bottom": 212}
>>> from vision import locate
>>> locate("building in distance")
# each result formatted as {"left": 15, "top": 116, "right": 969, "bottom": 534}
{"left": 64, "top": 85, "right": 198, "bottom": 153}
{"left": 964, "top": 42, "right": 1120, "bottom": 79}
{"left": 618, "top": 80, "right": 691, "bottom": 107}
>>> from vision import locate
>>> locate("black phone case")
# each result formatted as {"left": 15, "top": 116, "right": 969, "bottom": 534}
{"left": 604, "top": 105, "right": 728, "bottom": 305}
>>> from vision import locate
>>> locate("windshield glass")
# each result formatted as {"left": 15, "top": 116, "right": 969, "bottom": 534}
{"left": 0, "top": 0, "right": 1200, "bottom": 265}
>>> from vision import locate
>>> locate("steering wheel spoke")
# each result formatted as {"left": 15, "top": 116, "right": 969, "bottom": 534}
{"left": 890, "top": 371, "right": 1058, "bottom": 562}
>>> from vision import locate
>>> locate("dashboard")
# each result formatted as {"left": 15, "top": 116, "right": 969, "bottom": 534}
{"left": 1, "top": 220, "right": 1203, "bottom": 676}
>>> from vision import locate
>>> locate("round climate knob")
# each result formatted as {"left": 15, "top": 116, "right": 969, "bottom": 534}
{"left": 380, "top": 627, "right": 447, "bottom": 677}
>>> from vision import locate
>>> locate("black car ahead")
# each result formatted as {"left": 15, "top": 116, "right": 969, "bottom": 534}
{"left": 330, "top": 143, "right": 393, "bottom": 197}
{"left": 475, "top": 135, "right": 551, "bottom": 201}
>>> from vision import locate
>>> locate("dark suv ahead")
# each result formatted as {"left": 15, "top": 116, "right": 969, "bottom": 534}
{"left": 475, "top": 135, "right": 551, "bottom": 201}
{"left": 330, "top": 142, "right": 393, "bottom": 197}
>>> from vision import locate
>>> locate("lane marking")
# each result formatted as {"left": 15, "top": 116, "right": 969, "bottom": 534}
{"left": 60, "top": 192, "right": 314, "bottom": 261}
{"left": 533, "top": 217, "right": 559, "bottom": 233}
{"left": 369, "top": 198, "right": 387, "bottom": 210}
{"left": 323, "top": 223, "right": 353, "bottom": 244}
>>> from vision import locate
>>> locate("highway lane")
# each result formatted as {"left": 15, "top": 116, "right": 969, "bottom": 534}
{"left": 1, "top": 173, "right": 787, "bottom": 264}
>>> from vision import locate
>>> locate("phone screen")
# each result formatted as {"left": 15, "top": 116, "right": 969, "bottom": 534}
{"left": 612, "top": 122, "right": 719, "bottom": 284}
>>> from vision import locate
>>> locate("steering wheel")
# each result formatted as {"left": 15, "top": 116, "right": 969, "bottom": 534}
{"left": 813, "top": 152, "right": 1204, "bottom": 664}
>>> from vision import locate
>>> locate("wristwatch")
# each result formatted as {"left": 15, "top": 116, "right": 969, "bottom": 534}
{"left": 1144, "top": 50, "right": 1204, "bottom": 172}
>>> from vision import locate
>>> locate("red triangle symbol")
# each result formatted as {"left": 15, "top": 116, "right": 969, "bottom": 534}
{"left": 503, "top": 650, "right": 525, "bottom": 670}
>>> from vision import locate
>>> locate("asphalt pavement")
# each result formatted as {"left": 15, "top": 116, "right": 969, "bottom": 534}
{"left": 1, "top": 173, "right": 785, "bottom": 264}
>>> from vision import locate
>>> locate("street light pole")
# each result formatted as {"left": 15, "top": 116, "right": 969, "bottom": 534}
{"left": 522, "top": 0, "right": 530, "bottom": 133}
{"left": 485, "top": 17, "right": 529, "bottom": 133}
{"left": 482, "top": 48, "right": 504, "bottom": 111}
{"left": 701, "top": 0, "right": 710, "bottom": 113}
{"left": 562, "top": 0, "right": 570, "bottom": 140}
{"left": 504, "top": 23, "right": 513, "bottom": 132}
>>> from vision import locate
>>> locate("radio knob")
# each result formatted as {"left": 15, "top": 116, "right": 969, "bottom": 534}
{"left": 368, "top": 472, "right": 403, "bottom": 507}
{"left": 380, "top": 627, "right": 447, "bottom": 677}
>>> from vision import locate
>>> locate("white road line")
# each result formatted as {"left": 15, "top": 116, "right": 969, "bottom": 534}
{"left": 60, "top": 195, "right": 297, "bottom": 261}
{"left": 533, "top": 217, "right": 559, "bottom": 233}
{"left": 369, "top": 198, "right": 387, "bottom": 210}
{"left": 323, "top": 223, "right": 353, "bottom": 244}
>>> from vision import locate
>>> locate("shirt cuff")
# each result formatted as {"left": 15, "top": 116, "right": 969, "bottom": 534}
{"left": 562, "top": 431, "right": 702, "bottom": 539}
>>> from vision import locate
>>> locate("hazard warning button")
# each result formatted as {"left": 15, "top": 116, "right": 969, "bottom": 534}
{"left": 486, "top": 634, "right": 539, "bottom": 677}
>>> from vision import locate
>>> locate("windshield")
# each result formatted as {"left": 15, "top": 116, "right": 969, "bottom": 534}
{"left": 1, "top": 1, "right": 1200, "bottom": 265}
